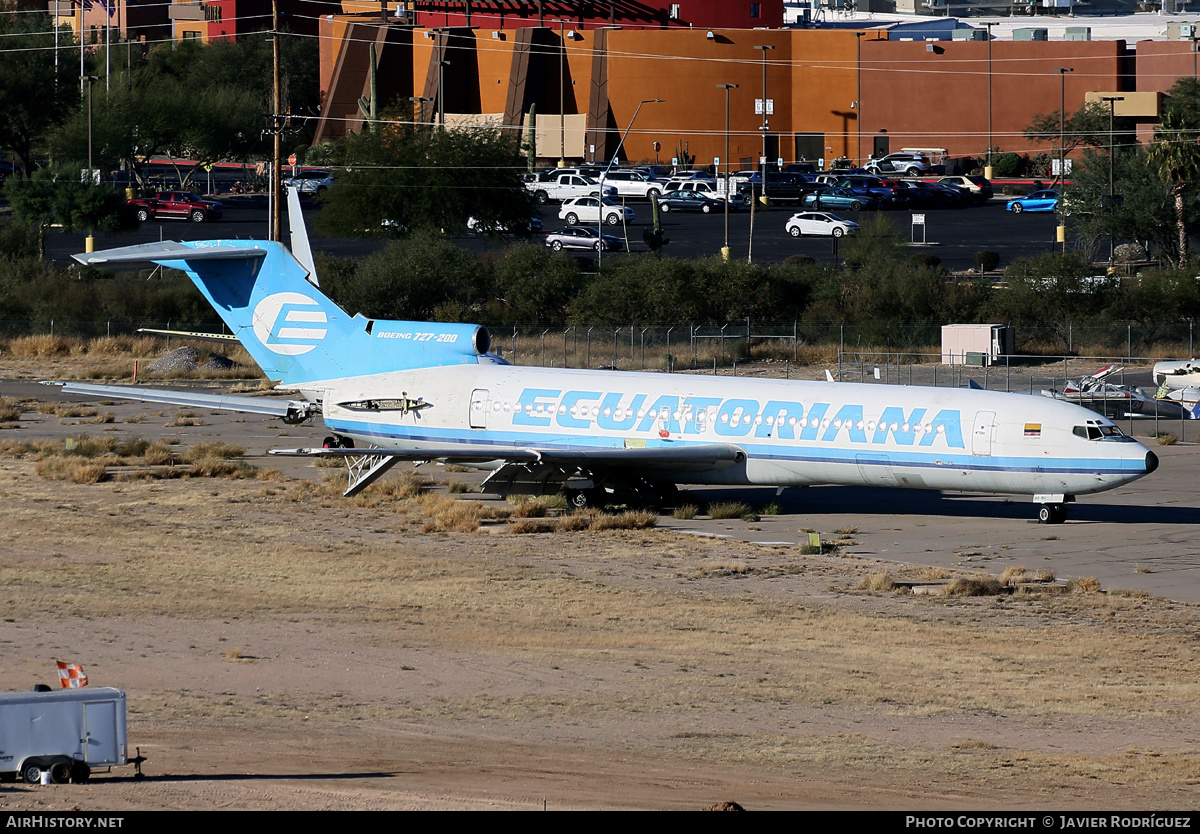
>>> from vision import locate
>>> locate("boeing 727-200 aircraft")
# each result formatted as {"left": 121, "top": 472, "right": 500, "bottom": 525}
{"left": 63, "top": 195, "right": 1158, "bottom": 524}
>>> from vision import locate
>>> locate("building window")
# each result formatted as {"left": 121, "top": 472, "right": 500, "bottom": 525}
{"left": 750, "top": 3, "right": 760, "bottom": 18}
{"left": 669, "top": 4, "right": 680, "bottom": 19}
{"left": 183, "top": 29, "right": 200, "bottom": 39}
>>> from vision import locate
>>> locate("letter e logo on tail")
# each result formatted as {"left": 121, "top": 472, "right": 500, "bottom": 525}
{"left": 253, "top": 292, "right": 328, "bottom": 356}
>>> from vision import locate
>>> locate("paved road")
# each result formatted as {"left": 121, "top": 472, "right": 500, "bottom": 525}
{"left": 46, "top": 195, "right": 1065, "bottom": 274}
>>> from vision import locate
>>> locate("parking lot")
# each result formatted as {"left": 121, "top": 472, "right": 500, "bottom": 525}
{"left": 46, "top": 191, "right": 1070, "bottom": 275}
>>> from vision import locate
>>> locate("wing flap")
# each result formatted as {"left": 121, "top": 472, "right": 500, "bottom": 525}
{"left": 269, "top": 443, "right": 744, "bottom": 471}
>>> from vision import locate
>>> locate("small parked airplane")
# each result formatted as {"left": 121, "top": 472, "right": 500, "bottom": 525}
{"left": 61, "top": 193, "right": 1158, "bottom": 524}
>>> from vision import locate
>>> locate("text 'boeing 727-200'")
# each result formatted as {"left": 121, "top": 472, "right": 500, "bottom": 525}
{"left": 58, "top": 190, "right": 1158, "bottom": 524}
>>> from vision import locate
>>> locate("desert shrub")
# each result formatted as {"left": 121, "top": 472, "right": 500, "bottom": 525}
{"left": 944, "top": 576, "right": 1005, "bottom": 596}
{"left": 708, "top": 501, "right": 752, "bottom": 520}
{"left": 857, "top": 571, "right": 894, "bottom": 592}
{"left": 672, "top": 504, "right": 698, "bottom": 520}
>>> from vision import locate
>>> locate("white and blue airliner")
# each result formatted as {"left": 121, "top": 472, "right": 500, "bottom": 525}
{"left": 64, "top": 193, "right": 1158, "bottom": 523}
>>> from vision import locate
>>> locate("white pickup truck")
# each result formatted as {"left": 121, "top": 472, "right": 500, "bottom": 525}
{"left": 526, "top": 174, "right": 615, "bottom": 205}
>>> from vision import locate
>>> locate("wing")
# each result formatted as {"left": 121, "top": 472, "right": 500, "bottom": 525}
{"left": 270, "top": 443, "right": 747, "bottom": 497}
{"left": 49, "top": 382, "right": 317, "bottom": 424}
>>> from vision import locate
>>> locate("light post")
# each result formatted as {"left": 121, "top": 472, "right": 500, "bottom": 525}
{"left": 558, "top": 20, "right": 567, "bottom": 166}
{"left": 1101, "top": 95, "right": 1124, "bottom": 261}
{"left": 984, "top": 21, "right": 996, "bottom": 178}
{"left": 854, "top": 32, "right": 864, "bottom": 167}
{"left": 597, "top": 98, "right": 662, "bottom": 270}
{"left": 1056, "top": 67, "right": 1073, "bottom": 253}
{"left": 407, "top": 95, "right": 432, "bottom": 126}
{"left": 717, "top": 83, "right": 739, "bottom": 260}
{"left": 1056, "top": 67, "right": 1074, "bottom": 186}
{"left": 754, "top": 44, "right": 775, "bottom": 200}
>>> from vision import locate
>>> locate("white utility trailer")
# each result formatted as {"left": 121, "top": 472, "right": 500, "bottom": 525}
{"left": 0, "top": 687, "right": 139, "bottom": 783}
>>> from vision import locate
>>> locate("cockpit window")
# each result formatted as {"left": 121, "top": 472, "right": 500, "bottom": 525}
{"left": 1073, "top": 423, "right": 1131, "bottom": 441}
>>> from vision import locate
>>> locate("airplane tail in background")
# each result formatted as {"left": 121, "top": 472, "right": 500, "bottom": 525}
{"left": 75, "top": 239, "right": 493, "bottom": 386}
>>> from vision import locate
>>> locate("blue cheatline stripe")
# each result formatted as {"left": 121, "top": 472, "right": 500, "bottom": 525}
{"left": 322, "top": 419, "right": 1147, "bottom": 476}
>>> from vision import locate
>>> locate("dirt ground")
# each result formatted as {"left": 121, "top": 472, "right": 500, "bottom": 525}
{"left": 2, "top": 374, "right": 1200, "bottom": 810}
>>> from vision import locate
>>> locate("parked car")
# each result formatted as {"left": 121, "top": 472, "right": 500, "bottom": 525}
{"left": 938, "top": 175, "right": 993, "bottom": 200}
{"left": 597, "top": 169, "right": 665, "bottom": 199}
{"left": 467, "top": 215, "right": 543, "bottom": 236}
{"left": 658, "top": 190, "right": 732, "bottom": 213}
{"left": 1006, "top": 189, "right": 1060, "bottom": 214}
{"left": 833, "top": 176, "right": 909, "bottom": 208}
{"left": 866, "top": 152, "right": 934, "bottom": 177}
{"left": 282, "top": 169, "right": 334, "bottom": 195}
{"left": 126, "top": 191, "right": 224, "bottom": 223}
{"left": 544, "top": 226, "right": 625, "bottom": 252}
{"left": 802, "top": 187, "right": 878, "bottom": 211}
{"left": 785, "top": 211, "right": 860, "bottom": 238}
{"left": 559, "top": 196, "right": 636, "bottom": 226}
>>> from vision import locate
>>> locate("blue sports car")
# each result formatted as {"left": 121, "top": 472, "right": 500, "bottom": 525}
{"left": 1006, "top": 189, "right": 1060, "bottom": 214}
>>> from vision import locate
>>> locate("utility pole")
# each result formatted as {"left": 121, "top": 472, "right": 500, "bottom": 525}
{"left": 717, "top": 83, "right": 738, "bottom": 260}
{"left": 271, "top": 0, "right": 282, "bottom": 242}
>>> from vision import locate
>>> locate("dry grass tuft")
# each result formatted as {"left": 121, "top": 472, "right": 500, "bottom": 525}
{"left": 508, "top": 518, "right": 559, "bottom": 534}
{"left": 35, "top": 457, "right": 108, "bottom": 484}
{"left": 708, "top": 501, "right": 752, "bottom": 520}
{"left": 179, "top": 442, "right": 244, "bottom": 463}
{"left": 510, "top": 497, "right": 549, "bottom": 518}
{"left": 1156, "top": 433, "right": 1179, "bottom": 447}
{"left": 445, "top": 480, "right": 470, "bottom": 494}
{"left": 1068, "top": 576, "right": 1103, "bottom": 595}
{"left": 420, "top": 496, "right": 483, "bottom": 533}
{"left": 558, "top": 510, "right": 601, "bottom": 531}
{"left": 857, "top": 571, "right": 895, "bottom": 592}
{"left": 672, "top": 504, "right": 699, "bottom": 520}
{"left": 5, "top": 334, "right": 76, "bottom": 357}
{"left": 944, "top": 575, "right": 1006, "bottom": 597}
{"left": 0, "top": 398, "right": 22, "bottom": 422}
{"left": 588, "top": 510, "right": 658, "bottom": 531}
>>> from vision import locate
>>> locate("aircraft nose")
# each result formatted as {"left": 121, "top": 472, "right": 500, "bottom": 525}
{"left": 1145, "top": 451, "right": 1159, "bottom": 474}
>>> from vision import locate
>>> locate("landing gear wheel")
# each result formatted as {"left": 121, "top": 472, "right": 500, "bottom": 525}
{"left": 21, "top": 764, "right": 42, "bottom": 784}
{"left": 49, "top": 762, "right": 71, "bottom": 784}
{"left": 1037, "top": 503, "right": 1066, "bottom": 524}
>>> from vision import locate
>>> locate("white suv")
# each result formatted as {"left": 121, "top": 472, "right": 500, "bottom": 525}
{"left": 283, "top": 169, "right": 334, "bottom": 195}
{"left": 598, "top": 170, "right": 665, "bottom": 199}
{"left": 866, "top": 153, "right": 931, "bottom": 177}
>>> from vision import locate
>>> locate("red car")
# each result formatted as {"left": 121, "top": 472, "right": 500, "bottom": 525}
{"left": 127, "top": 191, "right": 224, "bottom": 223}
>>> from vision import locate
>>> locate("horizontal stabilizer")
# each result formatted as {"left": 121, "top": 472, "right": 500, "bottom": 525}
{"left": 52, "top": 382, "right": 315, "bottom": 422}
{"left": 137, "top": 328, "right": 240, "bottom": 343}
{"left": 72, "top": 241, "right": 269, "bottom": 266}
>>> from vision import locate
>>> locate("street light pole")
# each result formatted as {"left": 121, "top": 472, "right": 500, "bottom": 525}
{"left": 984, "top": 21, "right": 996, "bottom": 178}
{"left": 854, "top": 32, "right": 864, "bottom": 167}
{"left": 1057, "top": 66, "right": 1074, "bottom": 187}
{"left": 1057, "top": 67, "right": 1073, "bottom": 253}
{"left": 597, "top": 98, "right": 663, "bottom": 271}
{"left": 559, "top": 20, "right": 567, "bottom": 166}
{"left": 1101, "top": 95, "right": 1124, "bottom": 261}
{"left": 754, "top": 44, "right": 774, "bottom": 202}
{"left": 717, "top": 83, "right": 739, "bottom": 260}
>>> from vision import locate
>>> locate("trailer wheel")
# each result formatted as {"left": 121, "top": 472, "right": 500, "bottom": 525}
{"left": 21, "top": 764, "right": 42, "bottom": 784}
{"left": 70, "top": 763, "right": 91, "bottom": 784}
{"left": 49, "top": 762, "right": 71, "bottom": 784}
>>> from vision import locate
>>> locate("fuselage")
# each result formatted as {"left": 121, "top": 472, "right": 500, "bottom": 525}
{"left": 309, "top": 364, "right": 1156, "bottom": 498}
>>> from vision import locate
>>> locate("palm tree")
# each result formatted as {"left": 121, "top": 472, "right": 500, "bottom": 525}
{"left": 1147, "top": 111, "right": 1200, "bottom": 268}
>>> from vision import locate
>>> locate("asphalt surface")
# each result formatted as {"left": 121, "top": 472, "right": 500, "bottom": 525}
{"left": 45, "top": 193, "right": 1065, "bottom": 274}
{"left": 5, "top": 376, "right": 1197, "bottom": 604}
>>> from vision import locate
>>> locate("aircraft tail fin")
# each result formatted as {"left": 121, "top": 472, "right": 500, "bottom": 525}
{"left": 75, "top": 239, "right": 492, "bottom": 385}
